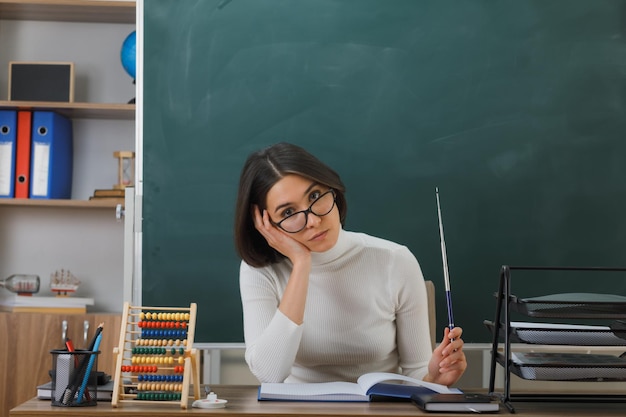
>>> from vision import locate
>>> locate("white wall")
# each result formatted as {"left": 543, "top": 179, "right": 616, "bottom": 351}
{"left": 0, "top": 19, "right": 136, "bottom": 312}
{"left": 0, "top": 20, "right": 136, "bottom": 103}
{"left": 0, "top": 206, "right": 125, "bottom": 312}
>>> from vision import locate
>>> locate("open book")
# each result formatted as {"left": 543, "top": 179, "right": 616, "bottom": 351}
{"left": 258, "top": 372, "right": 461, "bottom": 402}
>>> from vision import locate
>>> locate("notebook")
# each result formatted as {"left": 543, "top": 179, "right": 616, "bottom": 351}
{"left": 37, "top": 380, "right": 115, "bottom": 401}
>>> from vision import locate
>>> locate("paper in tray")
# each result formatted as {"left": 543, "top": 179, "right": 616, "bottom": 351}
{"left": 508, "top": 322, "right": 626, "bottom": 346}
{"left": 510, "top": 293, "right": 626, "bottom": 318}
{"left": 510, "top": 352, "right": 626, "bottom": 381}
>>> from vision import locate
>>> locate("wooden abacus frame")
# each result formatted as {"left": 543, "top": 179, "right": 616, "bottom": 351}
{"left": 111, "top": 302, "right": 201, "bottom": 409}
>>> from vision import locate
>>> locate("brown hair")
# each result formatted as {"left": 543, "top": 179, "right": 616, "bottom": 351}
{"left": 234, "top": 142, "right": 347, "bottom": 267}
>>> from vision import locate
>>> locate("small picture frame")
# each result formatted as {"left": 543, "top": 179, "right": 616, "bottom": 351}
{"left": 8, "top": 61, "right": 75, "bottom": 102}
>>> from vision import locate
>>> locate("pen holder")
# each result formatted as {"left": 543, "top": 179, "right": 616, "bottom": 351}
{"left": 50, "top": 349, "right": 100, "bottom": 407}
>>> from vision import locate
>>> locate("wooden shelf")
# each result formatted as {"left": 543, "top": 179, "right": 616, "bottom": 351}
{"left": 0, "top": 0, "right": 135, "bottom": 24}
{"left": 0, "top": 198, "right": 123, "bottom": 209}
{"left": 0, "top": 100, "right": 135, "bottom": 120}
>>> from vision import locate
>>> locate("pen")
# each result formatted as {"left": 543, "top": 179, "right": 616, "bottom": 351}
{"left": 65, "top": 337, "right": 77, "bottom": 363}
{"left": 76, "top": 332, "right": 103, "bottom": 404}
{"left": 62, "top": 323, "right": 104, "bottom": 405}
{"left": 435, "top": 187, "right": 455, "bottom": 333}
{"left": 65, "top": 338, "right": 91, "bottom": 401}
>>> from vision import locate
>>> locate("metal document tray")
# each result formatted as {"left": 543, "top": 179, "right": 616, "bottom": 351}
{"left": 484, "top": 320, "right": 626, "bottom": 346}
{"left": 510, "top": 293, "right": 626, "bottom": 319}
{"left": 498, "top": 352, "right": 626, "bottom": 381}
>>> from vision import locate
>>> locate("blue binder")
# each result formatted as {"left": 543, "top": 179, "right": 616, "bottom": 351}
{"left": 0, "top": 110, "right": 17, "bottom": 198}
{"left": 29, "top": 111, "right": 73, "bottom": 199}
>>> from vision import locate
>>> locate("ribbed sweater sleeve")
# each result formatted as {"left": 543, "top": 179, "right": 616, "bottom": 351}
{"left": 240, "top": 262, "right": 303, "bottom": 382}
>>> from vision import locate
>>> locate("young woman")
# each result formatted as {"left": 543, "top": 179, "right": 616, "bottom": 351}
{"left": 234, "top": 142, "right": 466, "bottom": 385}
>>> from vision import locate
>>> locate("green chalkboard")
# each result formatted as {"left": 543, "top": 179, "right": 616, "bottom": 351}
{"left": 143, "top": 0, "right": 626, "bottom": 343}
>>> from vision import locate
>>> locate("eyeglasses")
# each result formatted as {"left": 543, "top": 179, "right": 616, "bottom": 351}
{"left": 273, "top": 189, "right": 336, "bottom": 233}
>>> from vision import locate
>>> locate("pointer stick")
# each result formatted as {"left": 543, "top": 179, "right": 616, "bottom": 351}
{"left": 435, "top": 187, "right": 455, "bottom": 334}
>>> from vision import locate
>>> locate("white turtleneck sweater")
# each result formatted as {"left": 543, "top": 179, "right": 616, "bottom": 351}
{"left": 239, "top": 228, "right": 432, "bottom": 383}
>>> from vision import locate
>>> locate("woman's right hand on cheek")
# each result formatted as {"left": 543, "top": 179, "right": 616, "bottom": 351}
{"left": 252, "top": 205, "right": 311, "bottom": 263}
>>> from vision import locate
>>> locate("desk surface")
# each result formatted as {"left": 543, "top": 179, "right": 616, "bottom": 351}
{"left": 9, "top": 385, "right": 626, "bottom": 417}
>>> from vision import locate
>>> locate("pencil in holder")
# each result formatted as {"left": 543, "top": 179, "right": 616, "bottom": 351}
{"left": 50, "top": 349, "right": 100, "bottom": 407}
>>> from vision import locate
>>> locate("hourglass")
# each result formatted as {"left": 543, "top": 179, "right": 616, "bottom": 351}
{"left": 113, "top": 151, "right": 135, "bottom": 189}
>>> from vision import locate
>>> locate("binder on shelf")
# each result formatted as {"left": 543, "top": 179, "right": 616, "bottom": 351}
{"left": 14, "top": 110, "right": 32, "bottom": 198}
{"left": 29, "top": 111, "right": 73, "bottom": 199}
{"left": 0, "top": 110, "right": 17, "bottom": 198}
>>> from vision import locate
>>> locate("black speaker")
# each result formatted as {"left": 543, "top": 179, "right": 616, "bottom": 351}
{"left": 9, "top": 61, "right": 74, "bottom": 102}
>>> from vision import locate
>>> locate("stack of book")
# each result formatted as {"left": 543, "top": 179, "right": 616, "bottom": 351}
{"left": 89, "top": 188, "right": 125, "bottom": 205}
{"left": 37, "top": 380, "right": 115, "bottom": 402}
{"left": 0, "top": 292, "right": 94, "bottom": 314}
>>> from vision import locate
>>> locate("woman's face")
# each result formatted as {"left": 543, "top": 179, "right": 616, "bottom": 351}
{"left": 265, "top": 174, "right": 341, "bottom": 252}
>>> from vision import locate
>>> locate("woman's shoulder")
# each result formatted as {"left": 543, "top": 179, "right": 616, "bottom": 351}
{"left": 345, "top": 231, "right": 422, "bottom": 277}
{"left": 239, "top": 257, "right": 296, "bottom": 285}
{"left": 240, "top": 258, "right": 289, "bottom": 274}
{"left": 345, "top": 230, "right": 411, "bottom": 254}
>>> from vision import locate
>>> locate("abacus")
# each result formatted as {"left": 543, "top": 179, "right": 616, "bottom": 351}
{"left": 111, "top": 302, "right": 201, "bottom": 408}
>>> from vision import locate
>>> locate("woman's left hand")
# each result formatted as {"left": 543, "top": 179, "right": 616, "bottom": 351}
{"left": 426, "top": 326, "right": 467, "bottom": 386}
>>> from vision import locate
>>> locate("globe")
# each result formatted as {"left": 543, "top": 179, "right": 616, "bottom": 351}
{"left": 121, "top": 30, "right": 136, "bottom": 80}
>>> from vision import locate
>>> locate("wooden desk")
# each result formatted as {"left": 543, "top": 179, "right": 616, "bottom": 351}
{"left": 9, "top": 385, "right": 626, "bottom": 417}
